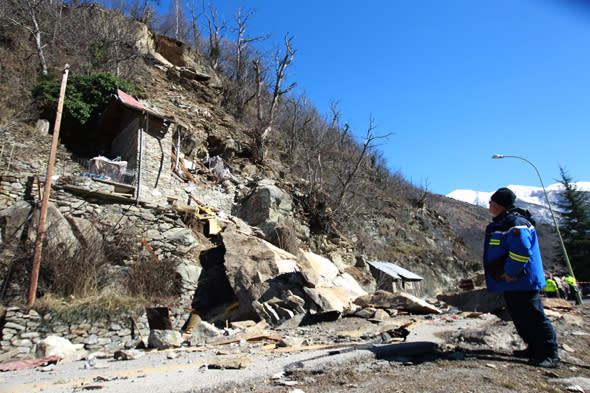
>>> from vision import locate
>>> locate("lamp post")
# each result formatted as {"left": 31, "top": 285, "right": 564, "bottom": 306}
{"left": 491, "top": 154, "right": 582, "bottom": 304}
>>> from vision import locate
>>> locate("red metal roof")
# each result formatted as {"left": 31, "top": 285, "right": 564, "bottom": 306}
{"left": 116, "top": 89, "right": 162, "bottom": 118}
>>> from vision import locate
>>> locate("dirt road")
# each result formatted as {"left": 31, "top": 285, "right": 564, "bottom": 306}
{"left": 1, "top": 305, "right": 590, "bottom": 393}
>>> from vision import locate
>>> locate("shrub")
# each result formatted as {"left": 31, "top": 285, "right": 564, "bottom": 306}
{"left": 30, "top": 72, "right": 143, "bottom": 127}
{"left": 127, "top": 254, "right": 179, "bottom": 300}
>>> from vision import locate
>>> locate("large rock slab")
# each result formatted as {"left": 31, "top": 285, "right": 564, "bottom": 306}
{"left": 299, "top": 251, "right": 367, "bottom": 313}
{"left": 356, "top": 290, "right": 442, "bottom": 314}
{"left": 36, "top": 336, "right": 87, "bottom": 362}
{"left": 222, "top": 231, "right": 366, "bottom": 323}
{"left": 222, "top": 229, "right": 302, "bottom": 322}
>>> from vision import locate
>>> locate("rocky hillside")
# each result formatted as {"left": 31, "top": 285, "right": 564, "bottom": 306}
{"left": 0, "top": 3, "right": 552, "bottom": 323}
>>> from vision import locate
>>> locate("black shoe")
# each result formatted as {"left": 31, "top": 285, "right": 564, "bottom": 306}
{"left": 513, "top": 347, "right": 533, "bottom": 358}
{"left": 529, "top": 355, "right": 560, "bottom": 369}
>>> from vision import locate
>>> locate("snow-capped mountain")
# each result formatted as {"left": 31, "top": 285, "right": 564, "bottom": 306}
{"left": 447, "top": 182, "right": 590, "bottom": 225}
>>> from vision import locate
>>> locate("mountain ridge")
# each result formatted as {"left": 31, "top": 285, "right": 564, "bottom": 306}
{"left": 447, "top": 182, "right": 590, "bottom": 225}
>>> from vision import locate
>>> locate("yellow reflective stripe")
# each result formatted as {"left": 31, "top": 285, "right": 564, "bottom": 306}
{"left": 489, "top": 239, "right": 501, "bottom": 245}
{"left": 508, "top": 251, "right": 529, "bottom": 263}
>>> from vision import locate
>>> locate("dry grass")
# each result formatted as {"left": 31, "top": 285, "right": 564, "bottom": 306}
{"left": 33, "top": 290, "right": 149, "bottom": 322}
{"left": 127, "top": 254, "right": 179, "bottom": 300}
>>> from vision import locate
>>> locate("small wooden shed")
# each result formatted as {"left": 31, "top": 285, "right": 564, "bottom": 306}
{"left": 92, "top": 89, "right": 172, "bottom": 201}
{"left": 367, "top": 260, "right": 424, "bottom": 297}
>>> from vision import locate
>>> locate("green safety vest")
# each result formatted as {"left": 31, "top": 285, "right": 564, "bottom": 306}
{"left": 545, "top": 278, "right": 558, "bottom": 292}
{"left": 564, "top": 276, "right": 577, "bottom": 286}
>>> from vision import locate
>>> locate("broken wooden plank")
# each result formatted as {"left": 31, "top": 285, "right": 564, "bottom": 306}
{"left": 171, "top": 151, "right": 197, "bottom": 183}
{"left": 206, "top": 332, "right": 281, "bottom": 346}
{"left": 189, "top": 194, "right": 220, "bottom": 213}
{"left": 141, "top": 238, "right": 161, "bottom": 264}
{"left": 272, "top": 342, "right": 365, "bottom": 354}
{"left": 207, "top": 217, "right": 222, "bottom": 236}
{"left": 59, "top": 184, "right": 136, "bottom": 203}
{"left": 110, "top": 191, "right": 133, "bottom": 197}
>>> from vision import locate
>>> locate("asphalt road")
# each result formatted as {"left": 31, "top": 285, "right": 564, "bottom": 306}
{"left": 0, "top": 314, "right": 499, "bottom": 393}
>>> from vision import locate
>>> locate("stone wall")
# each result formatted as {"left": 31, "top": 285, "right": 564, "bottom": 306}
{"left": 0, "top": 306, "right": 191, "bottom": 358}
{"left": 137, "top": 123, "right": 173, "bottom": 203}
{"left": 0, "top": 125, "right": 215, "bottom": 358}
{"left": 0, "top": 125, "right": 86, "bottom": 211}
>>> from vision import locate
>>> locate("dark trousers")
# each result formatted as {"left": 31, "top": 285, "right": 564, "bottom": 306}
{"left": 504, "top": 290, "right": 558, "bottom": 359}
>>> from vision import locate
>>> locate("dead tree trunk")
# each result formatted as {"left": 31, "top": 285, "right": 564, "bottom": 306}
{"left": 335, "top": 117, "right": 391, "bottom": 211}
{"left": 255, "top": 34, "right": 296, "bottom": 162}
{"left": 5, "top": 0, "right": 49, "bottom": 75}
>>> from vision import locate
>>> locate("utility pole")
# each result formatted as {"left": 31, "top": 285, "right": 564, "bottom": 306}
{"left": 28, "top": 64, "right": 70, "bottom": 307}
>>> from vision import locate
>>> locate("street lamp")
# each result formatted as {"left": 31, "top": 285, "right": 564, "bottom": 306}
{"left": 491, "top": 154, "right": 583, "bottom": 305}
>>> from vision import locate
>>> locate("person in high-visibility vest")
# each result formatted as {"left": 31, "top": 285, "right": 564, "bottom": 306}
{"left": 564, "top": 275, "right": 580, "bottom": 300}
{"left": 544, "top": 277, "right": 559, "bottom": 298}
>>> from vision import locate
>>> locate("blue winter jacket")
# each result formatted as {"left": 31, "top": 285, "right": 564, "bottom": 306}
{"left": 483, "top": 207, "right": 546, "bottom": 292}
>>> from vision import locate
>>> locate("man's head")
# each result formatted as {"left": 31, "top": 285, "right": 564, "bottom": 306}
{"left": 489, "top": 187, "right": 516, "bottom": 216}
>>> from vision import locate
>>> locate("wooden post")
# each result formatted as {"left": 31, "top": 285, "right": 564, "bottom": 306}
{"left": 28, "top": 64, "right": 70, "bottom": 307}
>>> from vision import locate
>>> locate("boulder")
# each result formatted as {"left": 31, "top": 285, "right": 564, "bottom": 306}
{"left": 36, "top": 336, "right": 87, "bottom": 362}
{"left": 298, "top": 251, "right": 339, "bottom": 287}
{"left": 175, "top": 260, "right": 202, "bottom": 293}
{"left": 0, "top": 201, "right": 34, "bottom": 246}
{"left": 298, "top": 251, "right": 366, "bottom": 313}
{"left": 188, "top": 321, "right": 223, "bottom": 346}
{"left": 222, "top": 230, "right": 366, "bottom": 323}
{"left": 222, "top": 229, "right": 302, "bottom": 322}
{"left": 148, "top": 329, "right": 181, "bottom": 349}
{"left": 236, "top": 181, "right": 294, "bottom": 238}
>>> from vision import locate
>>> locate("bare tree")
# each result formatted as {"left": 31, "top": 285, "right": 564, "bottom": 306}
{"left": 203, "top": 1, "right": 225, "bottom": 71}
{"left": 253, "top": 34, "right": 296, "bottom": 161}
{"left": 252, "top": 57, "right": 264, "bottom": 122}
{"left": 157, "top": 0, "right": 190, "bottom": 41}
{"left": 171, "top": 0, "right": 181, "bottom": 39}
{"left": 184, "top": 0, "right": 201, "bottom": 50}
{"left": 232, "top": 8, "right": 269, "bottom": 83}
{"left": 279, "top": 94, "right": 318, "bottom": 161}
{"left": 2, "top": 0, "right": 50, "bottom": 75}
{"left": 329, "top": 100, "right": 341, "bottom": 130}
{"left": 335, "top": 116, "right": 391, "bottom": 211}
{"left": 140, "top": 0, "right": 159, "bottom": 24}
{"left": 125, "top": 0, "right": 159, "bottom": 26}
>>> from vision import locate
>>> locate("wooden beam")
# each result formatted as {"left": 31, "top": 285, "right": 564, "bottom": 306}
{"left": 141, "top": 238, "right": 161, "bottom": 264}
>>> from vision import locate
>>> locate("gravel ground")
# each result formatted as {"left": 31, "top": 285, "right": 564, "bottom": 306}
{"left": 1, "top": 303, "right": 590, "bottom": 393}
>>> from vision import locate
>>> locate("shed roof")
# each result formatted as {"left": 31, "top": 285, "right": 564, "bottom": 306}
{"left": 367, "top": 261, "right": 424, "bottom": 281}
{"left": 115, "top": 89, "right": 164, "bottom": 119}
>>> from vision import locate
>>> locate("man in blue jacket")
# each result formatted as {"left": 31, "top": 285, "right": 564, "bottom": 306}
{"left": 484, "top": 187, "right": 559, "bottom": 368}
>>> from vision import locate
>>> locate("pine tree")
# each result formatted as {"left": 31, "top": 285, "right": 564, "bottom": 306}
{"left": 557, "top": 167, "right": 590, "bottom": 281}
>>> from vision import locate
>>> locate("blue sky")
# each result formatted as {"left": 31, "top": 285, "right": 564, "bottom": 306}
{"left": 160, "top": 0, "right": 590, "bottom": 195}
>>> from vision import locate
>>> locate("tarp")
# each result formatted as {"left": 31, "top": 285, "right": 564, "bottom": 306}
{"left": 0, "top": 355, "right": 62, "bottom": 371}
{"left": 367, "top": 261, "right": 423, "bottom": 281}
{"left": 88, "top": 156, "right": 127, "bottom": 181}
